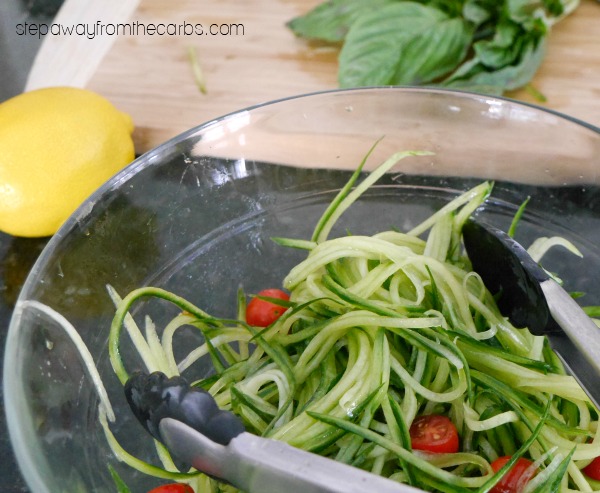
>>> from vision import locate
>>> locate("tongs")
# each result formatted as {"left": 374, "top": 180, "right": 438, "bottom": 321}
{"left": 125, "top": 371, "right": 422, "bottom": 493}
{"left": 124, "top": 221, "right": 600, "bottom": 491}
{"left": 462, "top": 219, "right": 600, "bottom": 408}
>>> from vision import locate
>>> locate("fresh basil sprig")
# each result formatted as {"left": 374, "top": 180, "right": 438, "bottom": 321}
{"left": 287, "top": 0, "right": 579, "bottom": 95}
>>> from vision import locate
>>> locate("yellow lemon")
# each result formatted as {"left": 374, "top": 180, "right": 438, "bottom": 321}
{"left": 0, "top": 86, "right": 135, "bottom": 237}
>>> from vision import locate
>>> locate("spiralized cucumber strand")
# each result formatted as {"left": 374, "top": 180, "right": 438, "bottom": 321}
{"left": 108, "top": 286, "right": 215, "bottom": 384}
{"left": 177, "top": 328, "right": 252, "bottom": 372}
{"left": 144, "top": 315, "right": 173, "bottom": 374}
{"left": 16, "top": 300, "right": 115, "bottom": 422}
{"left": 160, "top": 313, "right": 196, "bottom": 374}
{"left": 527, "top": 236, "right": 583, "bottom": 263}
{"left": 521, "top": 448, "right": 564, "bottom": 493}
{"left": 312, "top": 149, "right": 434, "bottom": 243}
{"left": 390, "top": 354, "right": 468, "bottom": 403}
{"left": 99, "top": 406, "right": 199, "bottom": 481}
{"left": 423, "top": 211, "right": 453, "bottom": 261}
{"left": 308, "top": 411, "right": 489, "bottom": 488}
{"left": 107, "top": 285, "right": 161, "bottom": 377}
{"left": 237, "top": 368, "right": 293, "bottom": 426}
{"left": 408, "top": 181, "right": 492, "bottom": 237}
{"left": 284, "top": 236, "right": 418, "bottom": 290}
{"left": 463, "top": 402, "right": 519, "bottom": 431}
{"left": 95, "top": 149, "right": 599, "bottom": 492}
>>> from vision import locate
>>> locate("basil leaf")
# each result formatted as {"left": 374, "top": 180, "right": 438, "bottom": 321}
{"left": 287, "top": 0, "right": 398, "bottom": 43}
{"left": 507, "top": 0, "right": 546, "bottom": 22}
{"left": 507, "top": 0, "right": 566, "bottom": 24}
{"left": 391, "top": 17, "right": 473, "bottom": 84}
{"left": 287, "top": 0, "right": 578, "bottom": 96}
{"left": 543, "top": 0, "right": 566, "bottom": 16}
{"left": 474, "top": 20, "right": 524, "bottom": 68}
{"left": 463, "top": 0, "right": 495, "bottom": 26}
{"left": 417, "top": 0, "right": 465, "bottom": 17}
{"left": 338, "top": 2, "right": 472, "bottom": 87}
{"left": 442, "top": 34, "right": 547, "bottom": 93}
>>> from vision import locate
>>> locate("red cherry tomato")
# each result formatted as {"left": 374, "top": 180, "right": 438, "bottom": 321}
{"left": 409, "top": 415, "right": 460, "bottom": 454}
{"left": 148, "top": 484, "right": 194, "bottom": 493}
{"left": 583, "top": 456, "right": 600, "bottom": 480}
{"left": 246, "top": 288, "right": 290, "bottom": 327}
{"left": 490, "top": 456, "right": 536, "bottom": 493}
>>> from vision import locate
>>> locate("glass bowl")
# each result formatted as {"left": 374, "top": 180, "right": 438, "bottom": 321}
{"left": 4, "top": 87, "right": 600, "bottom": 492}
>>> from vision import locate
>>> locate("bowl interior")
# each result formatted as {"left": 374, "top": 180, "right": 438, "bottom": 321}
{"left": 4, "top": 88, "right": 600, "bottom": 492}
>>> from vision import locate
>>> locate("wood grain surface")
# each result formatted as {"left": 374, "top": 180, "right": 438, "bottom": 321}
{"left": 27, "top": 0, "right": 600, "bottom": 153}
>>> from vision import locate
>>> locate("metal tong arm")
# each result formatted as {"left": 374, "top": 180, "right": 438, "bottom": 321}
{"left": 159, "top": 418, "right": 422, "bottom": 493}
{"left": 542, "top": 280, "right": 600, "bottom": 368}
{"left": 541, "top": 280, "right": 600, "bottom": 407}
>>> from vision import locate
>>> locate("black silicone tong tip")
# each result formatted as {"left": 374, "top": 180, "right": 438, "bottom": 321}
{"left": 462, "top": 218, "right": 558, "bottom": 335}
{"left": 124, "top": 371, "right": 245, "bottom": 446}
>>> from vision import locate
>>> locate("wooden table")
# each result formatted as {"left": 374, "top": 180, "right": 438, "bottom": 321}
{"left": 26, "top": 0, "right": 600, "bottom": 153}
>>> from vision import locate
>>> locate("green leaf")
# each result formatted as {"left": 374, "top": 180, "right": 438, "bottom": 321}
{"left": 287, "top": 0, "right": 578, "bottom": 96}
{"left": 543, "top": 0, "right": 566, "bottom": 16}
{"left": 391, "top": 16, "right": 473, "bottom": 85}
{"left": 418, "top": 0, "right": 465, "bottom": 17}
{"left": 338, "top": 2, "right": 472, "bottom": 87}
{"left": 442, "top": 33, "right": 547, "bottom": 93}
{"left": 474, "top": 20, "right": 524, "bottom": 68}
{"left": 463, "top": 0, "right": 496, "bottom": 26}
{"left": 507, "top": 0, "right": 566, "bottom": 24}
{"left": 508, "top": 0, "right": 544, "bottom": 22}
{"left": 287, "top": 0, "right": 398, "bottom": 43}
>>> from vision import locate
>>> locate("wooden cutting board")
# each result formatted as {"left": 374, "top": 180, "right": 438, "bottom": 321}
{"left": 26, "top": 0, "right": 600, "bottom": 153}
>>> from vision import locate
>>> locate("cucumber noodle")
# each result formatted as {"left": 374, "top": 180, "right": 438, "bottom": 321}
{"left": 91, "top": 150, "right": 600, "bottom": 492}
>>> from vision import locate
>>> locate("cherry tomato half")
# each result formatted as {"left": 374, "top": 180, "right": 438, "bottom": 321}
{"left": 490, "top": 456, "right": 536, "bottom": 493}
{"left": 148, "top": 484, "right": 194, "bottom": 493}
{"left": 583, "top": 456, "right": 600, "bottom": 480}
{"left": 409, "top": 414, "right": 460, "bottom": 454}
{"left": 246, "top": 288, "right": 290, "bottom": 327}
